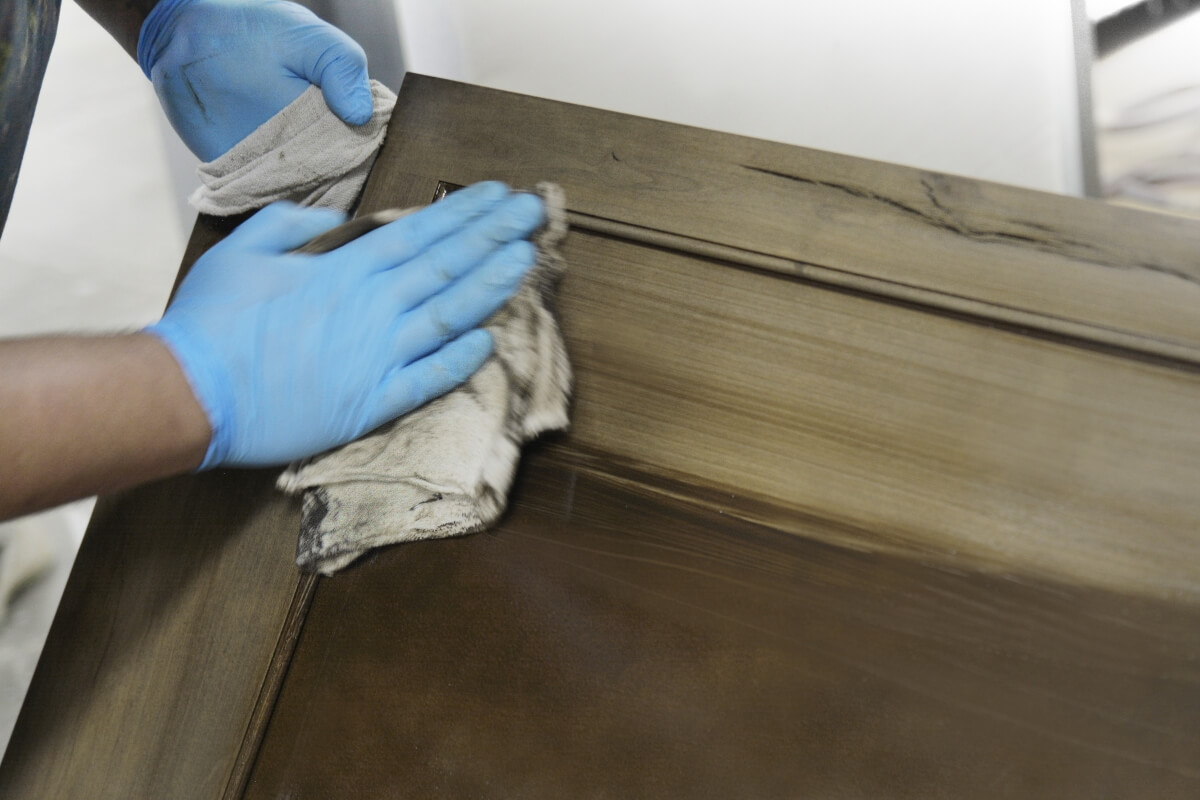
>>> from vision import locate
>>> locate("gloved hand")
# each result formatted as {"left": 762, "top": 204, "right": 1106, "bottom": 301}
{"left": 137, "top": 0, "right": 373, "bottom": 161}
{"left": 146, "top": 181, "right": 545, "bottom": 469}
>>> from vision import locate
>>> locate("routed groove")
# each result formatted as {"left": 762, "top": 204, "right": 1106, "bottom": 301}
{"left": 221, "top": 572, "right": 320, "bottom": 800}
{"left": 566, "top": 210, "right": 1200, "bottom": 368}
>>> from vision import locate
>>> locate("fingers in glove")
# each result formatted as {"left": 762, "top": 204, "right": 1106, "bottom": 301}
{"left": 375, "top": 329, "right": 494, "bottom": 425}
{"left": 391, "top": 239, "right": 537, "bottom": 365}
{"left": 333, "top": 181, "right": 512, "bottom": 272}
{"left": 226, "top": 202, "right": 348, "bottom": 253}
{"left": 306, "top": 31, "right": 372, "bottom": 126}
{"left": 385, "top": 191, "right": 545, "bottom": 309}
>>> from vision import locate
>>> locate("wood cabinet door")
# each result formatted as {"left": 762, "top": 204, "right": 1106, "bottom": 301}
{"left": 4, "top": 75, "right": 1200, "bottom": 799}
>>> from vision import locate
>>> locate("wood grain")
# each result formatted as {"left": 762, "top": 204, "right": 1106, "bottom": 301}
{"left": 242, "top": 75, "right": 1200, "bottom": 798}
{"left": 552, "top": 228, "right": 1200, "bottom": 599}
{"left": 373, "top": 76, "right": 1200, "bottom": 360}
{"left": 0, "top": 216, "right": 306, "bottom": 800}
{"left": 563, "top": 210, "right": 1200, "bottom": 364}
{"left": 360, "top": 75, "right": 1200, "bottom": 600}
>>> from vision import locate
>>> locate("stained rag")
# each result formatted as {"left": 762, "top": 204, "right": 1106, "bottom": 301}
{"left": 191, "top": 81, "right": 395, "bottom": 214}
{"left": 192, "top": 81, "right": 572, "bottom": 575}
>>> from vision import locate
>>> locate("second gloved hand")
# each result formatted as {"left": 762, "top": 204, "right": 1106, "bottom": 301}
{"left": 146, "top": 181, "right": 545, "bottom": 469}
{"left": 138, "top": 0, "right": 375, "bottom": 161}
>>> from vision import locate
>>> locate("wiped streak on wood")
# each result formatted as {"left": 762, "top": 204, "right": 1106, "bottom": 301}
{"left": 355, "top": 75, "right": 1200, "bottom": 601}
{"left": 242, "top": 453, "right": 1200, "bottom": 799}
{"left": 551, "top": 228, "right": 1200, "bottom": 599}
{"left": 379, "top": 75, "right": 1200, "bottom": 357}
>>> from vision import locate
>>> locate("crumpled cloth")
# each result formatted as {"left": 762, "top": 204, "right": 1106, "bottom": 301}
{"left": 192, "top": 81, "right": 572, "bottom": 575}
{"left": 191, "top": 81, "right": 396, "bottom": 214}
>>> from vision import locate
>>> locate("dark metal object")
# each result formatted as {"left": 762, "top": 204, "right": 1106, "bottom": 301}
{"left": 1095, "top": 0, "right": 1200, "bottom": 58}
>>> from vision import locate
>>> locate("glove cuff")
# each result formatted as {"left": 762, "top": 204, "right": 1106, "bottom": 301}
{"left": 137, "top": 0, "right": 195, "bottom": 79}
{"left": 143, "top": 319, "right": 232, "bottom": 470}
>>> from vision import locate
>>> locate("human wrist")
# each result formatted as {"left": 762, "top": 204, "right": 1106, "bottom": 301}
{"left": 140, "top": 323, "right": 226, "bottom": 470}
{"left": 0, "top": 333, "right": 215, "bottom": 518}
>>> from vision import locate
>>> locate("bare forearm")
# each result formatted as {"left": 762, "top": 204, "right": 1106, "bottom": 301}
{"left": 0, "top": 333, "right": 211, "bottom": 520}
{"left": 73, "top": 0, "right": 162, "bottom": 60}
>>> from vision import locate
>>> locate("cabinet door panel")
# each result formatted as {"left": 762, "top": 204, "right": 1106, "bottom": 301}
{"left": 241, "top": 76, "right": 1200, "bottom": 798}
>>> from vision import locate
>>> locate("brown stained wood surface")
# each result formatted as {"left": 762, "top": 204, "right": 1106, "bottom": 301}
{"left": 373, "top": 77, "right": 1200, "bottom": 361}
{"left": 359, "top": 76, "right": 1200, "bottom": 600}
{"left": 553, "top": 230, "right": 1200, "bottom": 597}
{"left": 241, "top": 77, "right": 1200, "bottom": 797}
{"left": 243, "top": 454, "right": 1200, "bottom": 799}
{"left": 0, "top": 215, "right": 305, "bottom": 800}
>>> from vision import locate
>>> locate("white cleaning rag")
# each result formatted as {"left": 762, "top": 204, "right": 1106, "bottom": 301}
{"left": 191, "top": 81, "right": 396, "bottom": 214}
{"left": 192, "top": 81, "right": 572, "bottom": 575}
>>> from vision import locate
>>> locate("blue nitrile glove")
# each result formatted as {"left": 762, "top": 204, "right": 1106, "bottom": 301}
{"left": 145, "top": 182, "right": 545, "bottom": 469}
{"left": 137, "top": 0, "right": 373, "bottom": 161}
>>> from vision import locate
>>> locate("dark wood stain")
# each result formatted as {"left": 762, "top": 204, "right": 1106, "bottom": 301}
{"left": 242, "top": 451, "right": 1200, "bottom": 799}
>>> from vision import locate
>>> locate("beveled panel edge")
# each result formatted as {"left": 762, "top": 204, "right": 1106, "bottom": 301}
{"left": 222, "top": 573, "right": 319, "bottom": 800}
{"left": 378, "top": 169, "right": 1200, "bottom": 368}
{"left": 567, "top": 210, "right": 1200, "bottom": 368}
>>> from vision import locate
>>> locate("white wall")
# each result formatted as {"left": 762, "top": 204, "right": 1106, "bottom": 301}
{"left": 395, "top": 0, "right": 1087, "bottom": 195}
{"left": 0, "top": 2, "right": 185, "bottom": 338}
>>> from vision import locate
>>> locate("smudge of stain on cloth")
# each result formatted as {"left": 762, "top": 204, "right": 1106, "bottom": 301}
{"left": 189, "top": 80, "right": 396, "bottom": 214}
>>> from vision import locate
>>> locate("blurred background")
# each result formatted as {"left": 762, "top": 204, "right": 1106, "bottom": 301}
{"left": 0, "top": 0, "right": 1195, "bottom": 758}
